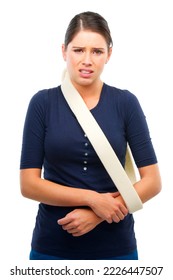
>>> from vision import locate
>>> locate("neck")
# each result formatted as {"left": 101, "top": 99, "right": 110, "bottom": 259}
{"left": 72, "top": 80, "right": 103, "bottom": 110}
{"left": 73, "top": 80, "right": 103, "bottom": 98}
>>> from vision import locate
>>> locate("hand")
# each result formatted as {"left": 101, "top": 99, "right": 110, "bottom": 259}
{"left": 57, "top": 208, "right": 102, "bottom": 237}
{"left": 89, "top": 192, "right": 128, "bottom": 223}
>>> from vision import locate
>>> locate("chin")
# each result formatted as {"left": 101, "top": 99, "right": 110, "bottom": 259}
{"left": 76, "top": 77, "right": 94, "bottom": 86}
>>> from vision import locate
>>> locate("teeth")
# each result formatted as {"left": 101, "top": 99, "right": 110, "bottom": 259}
{"left": 81, "top": 70, "right": 91, "bottom": 74}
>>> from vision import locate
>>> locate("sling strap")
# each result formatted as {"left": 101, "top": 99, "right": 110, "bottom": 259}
{"left": 61, "top": 71, "right": 143, "bottom": 213}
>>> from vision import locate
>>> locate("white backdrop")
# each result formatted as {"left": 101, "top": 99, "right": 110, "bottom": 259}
{"left": 1, "top": 0, "right": 172, "bottom": 277}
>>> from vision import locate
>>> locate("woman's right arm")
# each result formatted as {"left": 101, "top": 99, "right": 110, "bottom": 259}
{"left": 20, "top": 91, "right": 128, "bottom": 223}
{"left": 20, "top": 168, "right": 128, "bottom": 223}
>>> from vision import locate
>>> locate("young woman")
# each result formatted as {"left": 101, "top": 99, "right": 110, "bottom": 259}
{"left": 20, "top": 11, "right": 161, "bottom": 260}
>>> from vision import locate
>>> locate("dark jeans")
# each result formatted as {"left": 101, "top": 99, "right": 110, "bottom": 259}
{"left": 29, "top": 249, "right": 138, "bottom": 260}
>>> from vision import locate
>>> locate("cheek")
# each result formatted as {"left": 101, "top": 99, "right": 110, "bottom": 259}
{"left": 97, "top": 58, "right": 107, "bottom": 70}
{"left": 66, "top": 54, "right": 77, "bottom": 66}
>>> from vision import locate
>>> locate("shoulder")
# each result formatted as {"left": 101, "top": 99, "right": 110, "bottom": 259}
{"left": 30, "top": 86, "right": 59, "bottom": 104}
{"left": 104, "top": 83, "right": 140, "bottom": 108}
{"left": 28, "top": 86, "right": 61, "bottom": 110}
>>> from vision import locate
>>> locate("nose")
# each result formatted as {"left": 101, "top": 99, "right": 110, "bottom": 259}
{"left": 82, "top": 52, "right": 92, "bottom": 66}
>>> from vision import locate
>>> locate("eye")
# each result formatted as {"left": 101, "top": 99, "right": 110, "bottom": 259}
{"left": 73, "top": 48, "right": 83, "bottom": 53}
{"left": 93, "top": 49, "right": 104, "bottom": 55}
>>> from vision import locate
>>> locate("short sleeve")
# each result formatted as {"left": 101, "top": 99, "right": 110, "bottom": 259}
{"left": 125, "top": 92, "right": 157, "bottom": 168}
{"left": 20, "top": 90, "right": 48, "bottom": 169}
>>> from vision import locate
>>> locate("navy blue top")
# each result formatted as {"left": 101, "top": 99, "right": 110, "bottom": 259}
{"left": 20, "top": 83, "right": 157, "bottom": 259}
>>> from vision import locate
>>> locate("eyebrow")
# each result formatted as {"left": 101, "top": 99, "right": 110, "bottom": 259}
{"left": 72, "top": 46, "right": 106, "bottom": 50}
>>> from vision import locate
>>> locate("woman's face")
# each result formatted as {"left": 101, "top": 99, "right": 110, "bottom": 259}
{"left": 62, "top": 30, "right": 112, "bottom": 88}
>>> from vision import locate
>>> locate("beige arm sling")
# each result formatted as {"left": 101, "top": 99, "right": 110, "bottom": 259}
{"left": 61, "top": 71, "right": 143, "bottom": 213}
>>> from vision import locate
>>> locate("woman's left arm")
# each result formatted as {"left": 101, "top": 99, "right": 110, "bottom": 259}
{"left": 124, "top": 93, "right": 162, "bottom": 203}
{"left": 134, "top": 163, "right": 162, "bottom": 203}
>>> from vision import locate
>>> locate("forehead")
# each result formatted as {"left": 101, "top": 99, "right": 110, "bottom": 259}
{"left": 69, "top": 30, "right": 107, "bottom": 48}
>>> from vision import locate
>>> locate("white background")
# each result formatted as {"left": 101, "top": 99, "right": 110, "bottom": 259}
{"left": 0, "top": 0, "right": 172, "bottom": 278}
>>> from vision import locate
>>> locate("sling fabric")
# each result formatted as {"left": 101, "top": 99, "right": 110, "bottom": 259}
{"left": 61, "top": 71, "right": 143, "bottom": 213}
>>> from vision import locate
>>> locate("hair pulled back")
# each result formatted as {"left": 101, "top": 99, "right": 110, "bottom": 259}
{"left": 64, "top": 11, "right": 113, "bottom": 49}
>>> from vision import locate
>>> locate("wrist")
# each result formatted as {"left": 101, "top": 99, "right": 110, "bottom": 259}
{"left": 84, "top": 189, "right": 99, "bottom": 208}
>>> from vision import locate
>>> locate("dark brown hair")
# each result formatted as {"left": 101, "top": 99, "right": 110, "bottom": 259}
{"left": 64, "top": 11, "right": 113, "bottom": 49}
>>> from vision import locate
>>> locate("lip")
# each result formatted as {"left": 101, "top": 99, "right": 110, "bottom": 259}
{"left": 79, "top": 69, "right": 94, "bottom": 78}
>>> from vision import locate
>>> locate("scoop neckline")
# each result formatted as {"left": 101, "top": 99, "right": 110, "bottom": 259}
{"left": 90, "top": 83, "right": 106, "bottom": 112}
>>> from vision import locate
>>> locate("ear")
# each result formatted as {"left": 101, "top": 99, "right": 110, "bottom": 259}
{"left": 62, "top": 44, "right": 67, "bottom": 61}
{"left": 105, "top": 47, "right": 112, "bottom": 64}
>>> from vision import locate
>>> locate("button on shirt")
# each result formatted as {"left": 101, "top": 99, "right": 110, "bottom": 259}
{"left": 83, "top": 136, "right": 89, "bottom": 172}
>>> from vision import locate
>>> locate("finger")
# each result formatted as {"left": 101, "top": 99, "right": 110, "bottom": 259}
{"left": 69, "top": 226, "right": 88, "bottom": 236}
{"left": 62, "top": 223, "right": 74, "bottom": 230}
{"left": 106, "top": 217, "right": 113, "bottom": 224}
{"left": 111, "top": 192, "right": 120, "bottom": 198}
{"left": 112, "top": 214, "right": 120, "bottom": 223}
{"left": 63, "top": 225, "right": 82, "bottom": 235}
{"left": 64, "top": 227, "right": 75, "bottom": 233}
{"left": 72, "top": 230, "right": 85, "bottom": 237}
{"left": 57, "top": 215, "right": 72, "bottom": 225}
{"left": 116, "top": 212, "right": 125, "bottom": 221}
{"left": 72, "top": 233, "right": 82, "bottom": 237}
{"left": 119, "top": 205, "right": 129, "bottom": 216}
{"left": 112, "top": 210, "right": 128, "bottom": 222}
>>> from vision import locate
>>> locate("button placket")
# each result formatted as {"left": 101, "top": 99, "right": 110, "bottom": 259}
{"left": 83, "top": 134, "right": 89, "bottom": 172}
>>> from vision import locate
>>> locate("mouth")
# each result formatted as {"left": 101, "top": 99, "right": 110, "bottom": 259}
{"left": 79, "top": 69, "right": 94, "bottom": 78}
